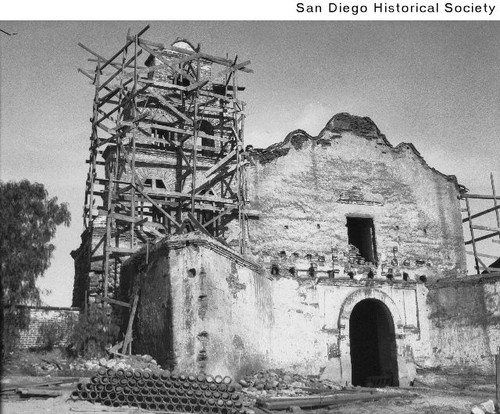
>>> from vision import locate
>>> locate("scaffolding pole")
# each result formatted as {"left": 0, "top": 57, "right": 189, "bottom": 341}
{"left": 78, "top": 27, "right": 252, "bottom": 302}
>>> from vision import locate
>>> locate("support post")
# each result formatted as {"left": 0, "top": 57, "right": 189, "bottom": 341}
{"left": 465, "top": 197, "right": 480, "bottom": 274}
{"left": 496, "top": 346, "right": 500, "bottom": 405}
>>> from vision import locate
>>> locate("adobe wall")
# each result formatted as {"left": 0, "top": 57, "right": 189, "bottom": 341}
{"left": 121, "top": 234, "right": 422, "bottom": 385}
{"left": 17, "top": 306, "right": 80, "bottom": 349}
{"left": 244, "top": 113, "right": 466, "bottom": 282}
{"left": 426, "top": 273, "right": 500, "bottom": 374}
{"left": 71, "top": 217, "right": 129, "bottom": 307}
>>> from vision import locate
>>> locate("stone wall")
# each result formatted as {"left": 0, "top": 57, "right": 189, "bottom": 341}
{"left": 426, "top": 273, "right": 500, "bottom": 374}
{"left": 17, "top": 306, "right": 80, "bottom": 349}
{"left": 245, "top": 113, "right": 466, "bottom": 282}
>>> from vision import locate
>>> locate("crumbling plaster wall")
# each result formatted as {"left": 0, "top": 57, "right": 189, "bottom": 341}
{"left": 122, "top": 234, "right": 421, "bottom": 386}
{"left": 245, "top": 114, "right": 466, "bottom": 281}
{"left": 426, "top": 274, "right": 500, "bottom": 374}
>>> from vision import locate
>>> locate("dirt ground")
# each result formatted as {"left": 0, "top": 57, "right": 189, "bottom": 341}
{"left": 1, "top": 352, "right": 497, "bottom": 414}
{"left": 1, "top": 378, "right": 496, "bottom": 414}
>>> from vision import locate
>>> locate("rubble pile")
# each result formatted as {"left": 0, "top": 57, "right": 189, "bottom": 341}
{"left": 69, "top": 354, "right": 161, "bottom": 372}
{"left": 238, "top": 370, "right": 343, "bottom": 402}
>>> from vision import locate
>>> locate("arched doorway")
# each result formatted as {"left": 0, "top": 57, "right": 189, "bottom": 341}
{"left": 349, "top": 299, "right": 399, "bottom": 387}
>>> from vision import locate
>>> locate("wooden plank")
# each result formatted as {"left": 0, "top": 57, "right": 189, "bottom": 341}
{"left": 78, "top": 42, "right": 121, "bottom": 70}
{"left": 462, "top": 193, "right": 500, "bottom": 200}
{"left": 94, "top": 295, "right": 131, "bottom": 308}
{"left": 186, "top": 79, "right": 209, "bottom": 93}
{"left": 466, "top": 251, "right": 499, "bottom": 260}
{"left": 96, "top": 83, "right": 145, "bottom": 126}
{"left": 477, "top": 257, "right": 491, "bottom": 273}
{"left": 463, "top": 204, "right": 500, "bottom": 222}
{"left": 138, "top": 121, "right": 228, "bottom": 142}
{"left": 108, "top": 246, "right": 138, "bottom": 254}
{"left": 18, "top": 388, "right": 64, "bottom": 397}
{"left": 491, "top": 173, "right": 500, "bottom": 244}
{"left": 204, "top": 149, "right": 237, "bottom": 178}
{"left": 109, "top": 212, "right": 145, "bottom": 224}
{"left": 138, "top": 43, "right": 195, "bottom": 84}
{"left": 100, "top": 24, "right": 150, "bottom": 72}
{"left": 139, "top": 53, "right": 201, "bottom": 75}
{"left": 137, "top": 77, "right": 187, "bottom": 92}
{"left": 472, "top": 225, "right": 500, "bottom": 232}
{"left": 257, "top": 392, "right": 407, "bottom": 410}
{"left": 216, "top": 60, "right": 251, "bottom": 78}
{"left": 97, "top": 79, "right": 133, "bottom": 108}
{"left": 117, "top": 184, "right": 133, "bottom": 194}
{"left": 465, "top": 231, "right": 500, "bottom": 245}
{"left": 187, "top": 213, "right": 212, "bottom": 237}
{"left": 132, "top": 183, "right": 182, "bottom": 229}
{"left": 496, "top": 346, "right": 500, "bottom": 405}
{"left": 122, "top": 293, "right": 139, "bottom": 355}
{"left": 200, "top": 209, "right": 234, "bottom": 229}
{"left": 149, "top": 90, "right": 193, "bottom": 125}
{"left": 193, "top": 163, "right": 238, "bottom": 194}
{"left": 135, "top": 36, "right": 165, "bottom": 49}
{"left": 169, "top": 45, "right": 253, "bottom": 73}
{"left": 1, "top": 379, "right": 77, "bottom": 393}
{"left": 465, "top": 197, "right": 480, "bottom": 273}
{"left": 85, "top": 159, "right": 105, "bottom": 166}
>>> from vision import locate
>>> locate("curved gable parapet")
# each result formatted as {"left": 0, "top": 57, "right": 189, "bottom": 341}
{"left": 249, "top": 112, "right": 462, "bottom": 188}
{"left": 249, "top": 129, "right": 313, "bottom": 164}
{"left": 318, "top": 112, "right": 390, "bottom": 146}
{"left": 394, "top": 142, "right": 460, "bottom": 186}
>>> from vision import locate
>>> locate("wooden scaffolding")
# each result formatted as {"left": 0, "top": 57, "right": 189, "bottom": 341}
{"left": 77, "top": 25, "right": 252, "bottom": 301}
{"left": 462, "top": 173, "right": 500, "bottom": 274}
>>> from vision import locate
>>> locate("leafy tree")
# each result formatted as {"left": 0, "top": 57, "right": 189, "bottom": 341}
{"left": 0, "top": 180, "right": 71, "bottom": 358}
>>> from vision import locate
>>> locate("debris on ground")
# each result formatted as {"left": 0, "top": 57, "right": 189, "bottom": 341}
{"left": 69, "top": 353, "right": 161, "bottom": 373}
{"left": 470, "top": 399, "right": 499, "bottom": 414}
{"left": 1, "top": 377, "right": 79, "bottom": 401}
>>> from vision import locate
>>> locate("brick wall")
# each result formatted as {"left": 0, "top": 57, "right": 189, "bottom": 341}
{"left": 17, "top": 306, "right": 80, "bottom": 349}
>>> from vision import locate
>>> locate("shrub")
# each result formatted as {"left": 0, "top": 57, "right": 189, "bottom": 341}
{"left": 37, "top": 320, "right": 67, "bottom": 351}
{"left": 70, "top": 304, "right": 120, "bottom": 358}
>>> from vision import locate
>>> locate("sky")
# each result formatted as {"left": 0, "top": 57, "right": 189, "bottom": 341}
{"left": 1, "top": 20, "right": 499, "bottom": 306}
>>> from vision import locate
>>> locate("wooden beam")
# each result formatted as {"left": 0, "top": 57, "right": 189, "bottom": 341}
{"left": 137, "top": 77, "right": 187, "bottom": 92}
{"left": 78, "top": 42, "right": 121, "bottom": 70}
{"left": 465, "top": 231, "right": 500, "bottom": 245}
{"left": 122, "top": 292, "right": 139, "bottom": 355}
{"left": 169, "top": 45, "right": 253, "bottom": 73}
{"left": 462, "top": 204, "right": 500, "bottom": 222}
{"left": 465, "top": 197, "right": 480, "bottom": 273}
{"left": 132, "top": 183, "right": 182, "bottom": 229}
{"left": 462, "top": 193, "right": 500, "bottom": 200}
{"left": 187, "top": 213, "right": 212, "bottom": 237}
{"left": 94, "top": 295, "right": 131, "bottom": 308}
{"left": 97, "top": 79, "right": 133, "bottom": 108}
{"left": 138, "top": 43, "right": 195, "bottom": 84}
{"left": 98, "top": 50, "right": 143, "bottom": 92}
{"left": 204, "top": 149, "right": 237, "bottom": 178}
{"left": 100, "top": 24, "right": 150, "bottom": 72}
{"left": 193, "top": 163, "right": 239, "bottom": 194}
{"left": 186, "top": 79, "right": 209, "bottom": 93}
{"left": 466, "top": 251, "right": 499, "bottom": 260}
{"left": 108, "top": 246, "right": 138, "bottom": 255}
{"left": 216, "top": 60, "right": 251, "bottom": 78}
{"left": 472, "top": 225, "right": 500, "bottom": 232}
{"left": 109, "top": 212, "right": 146, "bottom": 224}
